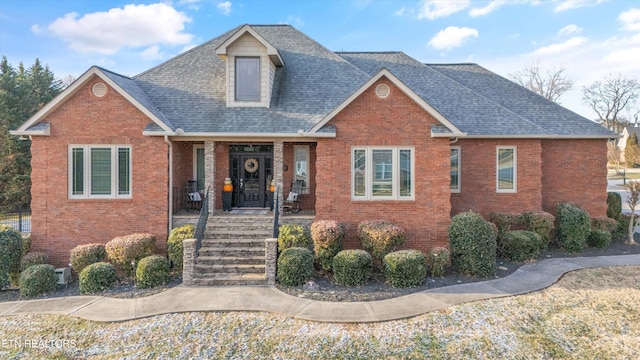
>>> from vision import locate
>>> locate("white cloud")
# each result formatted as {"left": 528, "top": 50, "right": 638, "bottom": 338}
{"left": 179, "top": 0, "right": 202, "bottom": 10}
{"left": 280, "top": 15, "right": 305, "bottom": 27}
{"left": 140, "top": 45, "right": 164, "bottom": 60}
{"left": 553, "top": 0, "right": 608, "bottom": 13}
{"left": 469, "top": 0, "right": 506, "bottom": 17}
{"left": 559, "top": 24, "right": 582, "bottom": 35}
{"left": 395, "top": 7, "right": 406, "bottom": 16}
{"left": 428, "top": 26, "right": 479, "bottom": 51}
{"left": 217, "top": 1, "right": 232, "bottom": 15}
{"left": 30, "top": 24, "right": 41, "bottom": 34}
{"left": 531, "top": 36, "right": 587, "bottom": 56}
{"left": 619, "top": 8, "right": 640, "bottom": 32}
{"left": 418, "top": 0, "right": 469, "bottom": 20}
{"left": 45, "top": 4, "right": 192, "bottom": 55}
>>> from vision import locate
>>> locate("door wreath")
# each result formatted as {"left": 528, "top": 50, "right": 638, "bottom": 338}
{"left": 244, "top": 158, "right": 259, "bottom": 173}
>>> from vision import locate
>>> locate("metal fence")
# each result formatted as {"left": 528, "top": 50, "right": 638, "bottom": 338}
{"left": 0, "top": 209, "right": 32, "bottom": 233}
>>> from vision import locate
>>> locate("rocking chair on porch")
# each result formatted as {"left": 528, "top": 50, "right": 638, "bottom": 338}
{"left": 283, "top": 180, "right": 303, "bottom": 213}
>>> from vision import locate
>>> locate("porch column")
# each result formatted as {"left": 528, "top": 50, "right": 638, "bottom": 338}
{"left": 273, "top": 140, "right": 284, "bottom": 215}
{"left": 205, "top": 140, "right": 216, "bottom": 213}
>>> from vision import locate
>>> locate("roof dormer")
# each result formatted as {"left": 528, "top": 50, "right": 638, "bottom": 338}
{"left": 215, "top": 25, "right": 284, "bottom": 108}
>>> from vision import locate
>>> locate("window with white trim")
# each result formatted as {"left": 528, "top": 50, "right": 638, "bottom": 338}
{"left": 193, "top": 145, "right": 205, "bottom": 191}
{"left": 294, "top": 145, "right": 310, "bottom": 194}
{"left": 69, "top": 145, "right": 132, "bottom": 199}
{"left": 352, "top": 147, "right": 414, "bottom": 200}
{"left": 235, "top": 57, "right": 260, "bottom": 101}
{"left": 496, "top": 146, "right": 516, "bottom": 192}
{"left": 450, "top": 147, "right": 460, "bottom": 192}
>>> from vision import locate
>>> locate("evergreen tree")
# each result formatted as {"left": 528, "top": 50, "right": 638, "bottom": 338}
{"left": 626, "top": 133, "right": 640, "bottom": 168}
{"left": 0, "top": 56, "right": 62, "bottom": 212}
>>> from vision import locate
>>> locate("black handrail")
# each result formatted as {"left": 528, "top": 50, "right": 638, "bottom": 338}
{"left": 194, "top": 187, "right": 210, "bottom": 255}
{"left": 272, "top": 187, "right": 280, "bottom": 238}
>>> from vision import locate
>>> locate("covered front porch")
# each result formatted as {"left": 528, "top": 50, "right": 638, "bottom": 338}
{"left": 170, "top": 140, "right": 317, "bottom": 217}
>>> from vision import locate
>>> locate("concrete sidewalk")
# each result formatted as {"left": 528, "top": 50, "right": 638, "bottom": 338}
{"left": 1, "top": 254, "right": 639, "bottom": 323}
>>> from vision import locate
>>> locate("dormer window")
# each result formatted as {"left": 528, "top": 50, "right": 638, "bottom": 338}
{"left": 235, "top": 57, "right": 260, "bottom": 101}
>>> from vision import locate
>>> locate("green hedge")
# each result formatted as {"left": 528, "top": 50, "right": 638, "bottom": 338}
{"left": 19, "top": 264, "right": 57, "bottom": 298}
{"left": 590, "top": 217, "right": 617, "bottom": 233}
{"left": 612, "top": 214, "right": 631, "bottom": 242}
{"left": 79, "top": 262, "right": 118, "bottom": 294}
{"left": 357, "top": 220, "right": 405, "bottom": 268}
{"left": 167, "top": 224, "right": 194, "bottom": 270}
{"left": 70, "top": 243, "right": 106, "bottom": 274}
{"left": 20, "top": 252, "right": 50, "bottom": 272}
{"left": 278, "top": 224, "right": 311, "bottom": 252}
{"left": 383, "top": 250, "right": 427, "bottom": 288}
{"left": 21, "top": 234, "right": 31, "bottom": 257}
{"left": 136, "top": 255, "right": 171, "bottom": 289}
{"left": 448, "top": 212, "right": 497, "bottom": 278}
{"left": 105, "top": 233, "right": 156, "bottom": 275}
{"left": 587, "top": 229, "right": 612, "bottom": 249}
{"left": 311, "top": 220, "right": 344, "bottom": 271}
{"left": 429, "top": 247, "right": 450, "bottom": 278}
{"left": 277, "top": 247, "right": 314, "bottom": 287}
{"left": 522, "top": 211, "right": 555, "bottom": 248}
{"left": 607, "top": 192, "right": 622, "bottom": 220}
{"left": 333, "top": 250, "right": 372, "bottom": 286}
{"left": 0, "top": 225, "right": 22, "bottom": 289}
{"left": 499, "top": 230, "right": 543, "bottom": 262}
{"left": 556, "top": 203, "right": 590, "bottom": 253}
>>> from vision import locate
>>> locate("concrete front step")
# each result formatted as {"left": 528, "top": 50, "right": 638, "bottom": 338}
{"left": 199, "top": 246, "right": 265, "bottom": 257}
{"left": 205, "top": 230, "right": 272, "bottom": 239}
{"left": 196, "top": 255, "right": 265, "bottom": 265}
{"left": 201, "top": 238, "right": 265, "bottom": 247}
{"left": 190, "top": 273, "right": 268, "bottom": 286}
{"left": 195, "top": 263, "right": 265, "bottom": 274}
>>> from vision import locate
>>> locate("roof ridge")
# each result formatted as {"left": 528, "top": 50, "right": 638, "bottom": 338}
{"left": 424, "top": 62, "right": 479, "bottom": 66}
{"left": 426, "top": 64, "right": 550, "bottom": 135}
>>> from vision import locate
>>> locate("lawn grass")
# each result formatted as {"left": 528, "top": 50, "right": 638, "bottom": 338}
{"left": 1, "top": 266, "right": 639, "bottom": 359}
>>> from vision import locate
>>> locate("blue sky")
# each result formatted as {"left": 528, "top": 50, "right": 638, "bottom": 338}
{"left": 1, "top": 0, "right": 639, "bottom": 119}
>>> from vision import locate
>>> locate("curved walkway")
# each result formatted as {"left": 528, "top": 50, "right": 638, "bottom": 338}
{"left": 1, "top": 254, "right": 639, "bottom": 323}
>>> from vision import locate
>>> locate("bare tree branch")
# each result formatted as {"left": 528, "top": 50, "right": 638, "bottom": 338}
{"left": 583, "top": 74, "right": 640, "bottom": 132}
{"left": 510, "top": 63, "right": 574, "bottom": 103}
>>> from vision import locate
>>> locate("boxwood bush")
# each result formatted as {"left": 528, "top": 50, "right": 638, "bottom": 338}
{"left": 429, "top": 247, "right": 450, "bottom": 278}
{"left": 590, "top": 217, "right": 617, "bottom": 233}
{"left": 277, "top": 247, "right": 314, "bottom": 287}
{"left": 105, "top": 233, "right": 156, "bottom": 275}
{"left": 278, "top": 224, "right": 311, "bottom": 252}
{"left": 587, "top": 229, "right": 612, "bottom": 249}
{"left": 311, "top": 220, "right": 344, "bottom": 271}
{"left": 167, "top": 224, "right": 194, "bottom": 270}
{"left": 19, "top": 264, "right": 57, "bottom": 298}
{"left": 0, "top": 225, "right": 23, "bottom": 289}
{"left": 499, "top": 230, "right": 543, "bottom": 262}
{"left": 79, "top": 262, "right": 118, "bottom": 294}
{"left": 448, "top": 212, "right": 497, "bottom": 278}
{"left": 612, "top": 213, "right": 631, "bottom": 242}
{"left": 383, "top": 250, "right": 427, "bottom": 288}
{"left": 20, "top": 252, "right": 50, "bottom": 272}
{"left": 522, "top": 211, "right": 555, "bottom": 248}
{"left": 332, "top": 250, "right": 372, "bottom": 286}
{"left": 136, "top": 255, "right": 171, "bottom": 289}
{"left": 556, "top": 203, "right": 590, "bottom": 253}
{"left": 357, "top": 220, "right": 405, "bottom": 268}
{"left": 70, "top": 243, "right": 106, "bottom": 273}
{"left": 607, "top": 191, "right": 622, "bottom": 220}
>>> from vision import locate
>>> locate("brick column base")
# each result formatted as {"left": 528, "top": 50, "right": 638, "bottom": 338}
{"left": 265, "top": 238, "right": 277, "bottom": 285}
{"left": 183, "top": 238, "right": 196, "bottom": 286}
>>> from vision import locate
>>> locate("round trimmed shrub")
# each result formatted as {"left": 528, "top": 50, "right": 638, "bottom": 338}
{"left": 167, "top": 224, "right": 195, "bottom": 270}
{"left": 357, "top": 220, "right": 405, "bottom": 267}
{"left": 70, "top": 243, "right": 106, "bottom": 273}
{"left": 429, "top": 247, "right": 450, "bottom": 278}
{"left": 556, "top": 203, "right": 590, "bottom": 253}
{"left": 277, "top": 247, "right": 314, "bottom": 287}
{"left": 311, "top": 220, "right": 344, "bottom": 271}
{"left": 448, "top": 212, "right": 497, "bottom": 278}
{"left": 19, "top": 264, "right": 57, "bottom": 298}
{"left": 613, "top": 214, "right": 630, "bottom": 242}
{"left": 79, "top": 262, "right": 117, "bottom": 294}
{"left": 105, "top": 233, "right": 156, "bottom": 275}
{"left": 522, "top": 211, "right": 555, "bottom": 248}
{"left": 499, "top": 230, "right": 543, "bottom": 262}
{"left": 278, "top": 224, "right": 310, "bottom": 252}
{"left": 607, "top": 192, "right": 622, "bottom": 220}
{"left": 0, "top": 225, "right": 23, "bottom": 289}
{"left": 332, "top": 250, "right": 372, "bottom": 286}
{"left": 588, "top": 229, "right": 612, "bottom": 249}
{"left": 136, "top": 255, "right": 171, "bottom": 289}
{"left": 20, "top": 252, "right": 50, "bottom": 272}
{"left": 383, "top": 250, "right": 427, "bottom": 288}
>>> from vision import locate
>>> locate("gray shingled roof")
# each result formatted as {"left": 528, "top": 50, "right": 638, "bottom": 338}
{"left": 48, "top": 24, "right": 613, "bottom": 138}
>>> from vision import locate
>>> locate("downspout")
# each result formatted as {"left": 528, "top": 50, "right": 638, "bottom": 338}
{"left": 450, "top": 137, "right": 459, "bottom": 144}
{"left": 164, "top": 135, "right": 173, "bottom": 231}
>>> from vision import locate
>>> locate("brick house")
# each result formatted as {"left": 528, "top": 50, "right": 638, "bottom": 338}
{"left": 12, "top": 25, "right": 615, "bottom": 267}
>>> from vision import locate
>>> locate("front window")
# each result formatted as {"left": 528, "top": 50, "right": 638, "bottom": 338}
{"left": 235, "top": 57, "right": 260, "bottom": 101}
{"left": 450, "top": 147, "right": 460, "bottom": 192}
{"left": 352, "top": 147, "right": 414, "bottom": 200}
{"left": 294, "top": 145, "right": 310, "bottom": 194}
{"left": 69, "top": 145, "right": 132, "bottom": 199}
{"left": 194, "top": 145, "right": 205, "bottom": 191}
{"left": 497, "top": 146, "right": 516, "bottom": 192}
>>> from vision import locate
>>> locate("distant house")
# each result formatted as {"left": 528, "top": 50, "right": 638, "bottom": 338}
{"left": 12, "top": 25, "right": 616, "bottom": 267}
{"left": 617, "top": 126, "right": 640, "bottom": 163}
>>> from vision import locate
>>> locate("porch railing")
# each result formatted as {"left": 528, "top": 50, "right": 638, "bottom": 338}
{"left": 172, "top": 186, "right": 205, "bottom": 213}
{"left": 272, "top": 187, "right": 280, "bottom": 238}
{"left": 194, "top": 187, "right": 210, "bottom": 254}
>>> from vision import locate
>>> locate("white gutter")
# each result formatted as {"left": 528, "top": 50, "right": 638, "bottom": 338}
{"left": 142, "top": 131, "right": 336, "bottom": 139}
{"left": 431, "top": 132, "right": 619, "bottom": 139}
{"left": 164, "top": 135, "right": 173, "bottom": 231}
